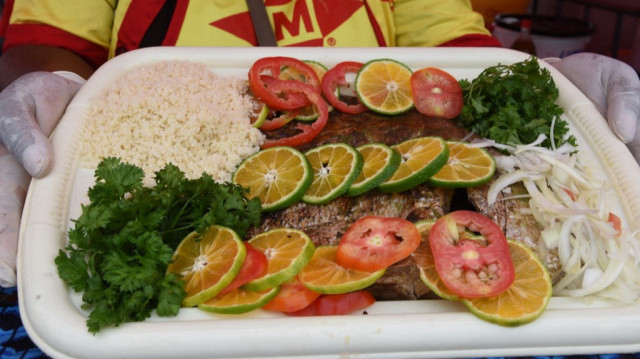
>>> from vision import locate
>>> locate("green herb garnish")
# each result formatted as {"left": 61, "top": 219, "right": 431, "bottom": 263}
{"left": 458, "top": 56, "right": 575, "bottom": 148}
{"left": 55, "top": 157, "right": 261, "bottom": 333}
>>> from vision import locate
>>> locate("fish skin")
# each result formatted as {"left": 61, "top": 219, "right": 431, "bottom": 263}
{"left": 254, "top": 109, "right": 562, "bottom": 298}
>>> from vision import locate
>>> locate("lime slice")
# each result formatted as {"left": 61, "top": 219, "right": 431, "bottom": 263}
{"left": 378, "top": 136, "right": 449, "bottom": 193}
{"left": 463, "top": 240, "right": 552, "bottom": 326}
{"left": 347, "top": 143, "right": 401, "bottom": 196}
{"left": 232, "top": 146, "right": 312, "bottom": 212}
{"left": 242, "top": 228, "right": 316, "bottom": 292}
{"left": 302, "top": 143, "right": 363, "bottom": 205}
{"left": 427, "top": 141, "right": 496, "bottom": 188}
{"left": 299, "top": 246, "right": 386, "bottom": 294}
{"left": 198, "top": 287, "right": 280, "bottom": 314}
{"left": 355, "top": 58, "right": 414, "bottom": 115}
{"left": 166, "top": 225, "right": 246, "bottom": 307}
{"left": 250, "top": 102, "right": 270, "bottom": 128}
{"left": 412, "top": 220, "right": 459, "bottom": 301}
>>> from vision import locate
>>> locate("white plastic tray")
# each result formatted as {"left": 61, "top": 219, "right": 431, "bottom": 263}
{"left": 18, "top": 47, "right": 640, "bottom": 359}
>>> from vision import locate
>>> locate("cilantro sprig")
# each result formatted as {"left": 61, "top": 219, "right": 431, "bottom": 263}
{"left": 458, "top": 56, "right": 575, "bottom": 148}
{"left": 55, "top": 158, "right": 261, "bottom": 333}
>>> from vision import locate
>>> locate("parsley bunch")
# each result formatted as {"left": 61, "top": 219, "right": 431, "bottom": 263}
{"left": 55, "top": 158, "right": 261, "bottom": 333}
{"left": 458, "top": 56, "right": 575, "bottom": 148}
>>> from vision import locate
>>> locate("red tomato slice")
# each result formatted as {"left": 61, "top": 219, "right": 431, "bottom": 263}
{"left": 410, "top": 67, "right": 463, "bottom": 120}
{"left": 248, "top": 57, "right": 320, "bottom": 110}
{"left": 321, "top": 61, "right": 367, "bottom": 114}
{"left": 261, "top": 276, "right": 321, "bottom": 313}
{"left": 219, "top": 242, "right": 268, "bottom": 296}
{"left": 336, "top": 216, "right": 421, "bottom": 272}
{"left": 286, "top": 290, "right": 375, "bottom": 316}
{"left": 260, "top": 80, "right": 329, "bottom": 149}
{"left": 608, "top": 212, "right": 622, "bottom": 237}
{"left": 428, "top": 210, "right": 515, "bottom": 299}
{"left": 259, "top": 109, "right": 301, "bottom": 131}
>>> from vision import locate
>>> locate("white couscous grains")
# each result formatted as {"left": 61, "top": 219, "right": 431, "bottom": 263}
{"left": 81, "top": 60, "right": 264, "bottom": 185}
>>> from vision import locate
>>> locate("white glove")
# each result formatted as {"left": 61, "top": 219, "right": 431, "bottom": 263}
{"left": 549, "top": 53, "right": 640, "bottom": 161}
{"left": 0, "top": 71, "right": 84, "bottom": 287}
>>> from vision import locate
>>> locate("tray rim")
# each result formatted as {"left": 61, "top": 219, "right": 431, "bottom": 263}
{"left": 17, "top": 46, "right": 640, "bottom": 359}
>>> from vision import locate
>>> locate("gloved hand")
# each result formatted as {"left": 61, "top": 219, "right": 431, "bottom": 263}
{"left": 0, "top": 71, "right": 84, "bottom": 287}
{"left": 549, "top": 53, "right": 640, "bottom": 161}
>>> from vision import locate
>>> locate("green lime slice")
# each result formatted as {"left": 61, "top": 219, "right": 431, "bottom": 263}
{"left": 302, "top": 143, "right": 363, "bottom": 205}
{"left": 347, "top": 143, "right": 401, "bottom": 196}
{"left": 412, "top": 220, "right": 460, "bottom": 301}
{"left": 167, "top": 225, "right": 247, "bottom": 307}
{"left": 427, "top": 141, "right": 496, "bottom": 188}
{"left": 242, "top": 228, "right": 316, "bottom": 292}
{"left": 355, "top": 58, "right": 414, "bottom": 115}
{"left": 299, "top": 246, "right": 386, "bottom": 294}
{"left": 378, "top": 136, "right": 449, "bottom": 193}
{"left": 232, "top": 146, "right": 312, "bottom": 212}
{"left": 198, "top": 287, "right": 280, "bottom": 314}
{"left": 462, "top": 240, "right": 552, "bottom": 326}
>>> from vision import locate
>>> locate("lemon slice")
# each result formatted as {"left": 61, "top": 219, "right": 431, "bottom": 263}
{"left": 198, "top": 287, "right": 280, "bottom": 314}
{"left": 242, "top": 228, "right": 316, "bottom": 292}
{"left": 166, "top": 225, "right": 246, "bottom": 307}
{"left": 302, "top": 143, "right": 363, "bottom": 205}
{"left": 347, "top": 143, "right": 401, "bottom": 196}
{"left": 355, "top": 58, "right": 414, "bottom": 115}
{"left": 232, "top": 146, "right": 312, "bottom": 212}
{"left": 427, "top": 141, "right": 496, "bottom": 188}
{"left": 378, "top": 137, "right": 449, "bottom": 193}
{"left": 299, "top": 246, "right": 386, "bottom": 294}
{"left": 412, "top": 220, "right": 459, "bottom": 301}
{"left": 462, "top": 240, "right": 552, "bottom": 326}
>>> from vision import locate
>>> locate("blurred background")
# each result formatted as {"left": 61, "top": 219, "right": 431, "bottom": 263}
{"left": 471, "top": 0, "right": 640, "bottom": 72}
{"left": 0, "top": 0, "right": 637, "bottom": 72}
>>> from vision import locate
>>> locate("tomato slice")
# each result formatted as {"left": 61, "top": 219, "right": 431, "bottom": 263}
{"left": 428, "top": 210, "right": 515, "bottom": 299}
{"left": 248, "top": 56, "right": 320, "bottom": 110}
{"left": 410, "top": 67, "right": 463, "bottom": 120}
{"left": 336, "top": 216, "right": 421, "bottom": 272}
{"left": 219, "top": 242, "right": 268, "bottom": 295}
{"left": 261, "top": 276, "right": 321, "bottom": 313}
{"left": 608, "top": 212, "right": 622, "bottom": 237}
{"left": 321, "top": 61, "right": 367, "bottom": 114}
{"left": 261, "top": 80, "right": 329, "bottom": 149}
{"left": 286, "top": 290, "right": 375, "bottom": 316}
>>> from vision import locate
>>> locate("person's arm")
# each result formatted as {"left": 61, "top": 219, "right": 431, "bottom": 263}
{"left": 0, "top": 44, "right": 94, "bottom": 90}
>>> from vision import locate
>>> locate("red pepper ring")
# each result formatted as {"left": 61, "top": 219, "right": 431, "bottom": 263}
{"left": 249, "top": 56, "right": 321, "bottom": 110}
{"left": 429, "top": 210, "right": 515, "bottom": 299}
{"left": 321, "top": 61, "right": 368, "bottom": 115}
{"left": 261, "top": 81, "right": 329, "bottom": 149}
{"left": 259, "top": 108, "right": 301, "bottom": 131}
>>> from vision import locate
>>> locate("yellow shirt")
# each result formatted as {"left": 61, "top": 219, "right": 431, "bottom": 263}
{"left": 4, "top": 0, "right": 490, "bottom": 67}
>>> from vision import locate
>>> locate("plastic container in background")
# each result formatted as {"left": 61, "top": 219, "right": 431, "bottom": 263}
{"left": 493, "top": 14, "right": 595, "bottom": 58}
{"left": 470, "top": 0, "right": 531, "bottom": 28}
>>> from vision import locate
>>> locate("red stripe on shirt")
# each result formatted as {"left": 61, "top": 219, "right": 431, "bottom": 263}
{"left": 437, "top": 34, "right": 502, "bottom": 48}
{"left": 115, "top": 1, "right": 166, "bottom": 55}
{"left": 163, "top": 0, "right": 189, "bottom": 46}
{"left": 363, "top": 0, "right": 387, "bottom": 46}
{"left": 2, "top": 23, "right": 108, "bottom": 68}
{"left": 0, "top": 0, "right": 14, "bottom": 37}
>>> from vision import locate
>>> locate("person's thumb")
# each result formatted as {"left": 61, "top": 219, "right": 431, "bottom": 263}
{"left": 0, "top": 149, "right": 30, "bottom": 287}
{"left": 0, "top": 71, "right": 84, "bottom": 178}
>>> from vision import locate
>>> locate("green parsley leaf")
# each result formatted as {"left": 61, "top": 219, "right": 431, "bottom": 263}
{"left": 458, "top": 56, "right": 576, "bottom": 148}
{"left": 56, "top": 158, "right": 261, "bottom": 333}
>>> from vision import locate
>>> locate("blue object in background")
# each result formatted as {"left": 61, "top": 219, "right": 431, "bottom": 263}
{"left": 1, "top": 285, "right": 639, "bottom": 359}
